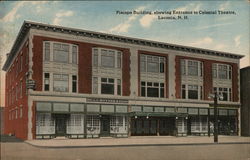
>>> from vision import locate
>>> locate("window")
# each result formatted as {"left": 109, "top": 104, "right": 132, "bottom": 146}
{"left": 117, "top": 52, "right": 122, "bottom": 68}
{"left": 101, "top": 50, "right": 115, "bottom": 68}
{"left": 20, "top": 106, "right": 23, "bottom": 118}
{"left": 213, "top": 63, "right": 232, "bottom": 80}
{"left": 93, "top": 48, "right": 122, "bottom": 68}
{"left": 20, "top": 55, "right": 23, "bottom": 72}
{"left": 141, "top": 81, "right": 164, "bottom": 98}
{"left": 117, "top": 79, "right": 121, "bottom": 95}
{"left": 181, "top": 59, "right": 202, "bottom": 76}
{"left": 101, "top": 78, "right": 114, "bottom": 94}
{"left": 93, "top": 49, "right": 98, "bottom": 67}
{"left": 44, "top": 42, "right": 50, "bottom": 61}
{"left": 53, "top": 43, "right": 69, "bottom": 63}
{"left": 20, "top": 80, "right": 22, "bottom": 98}
{"left": 188, "top": 61, "right": 198, "bottom": 76}
{"left": 15, "top": 109, "right": 18, "bottom": 119}
{"left": 72, "top": 45, "right": 77, "bottom": 64}
{"left": 182, "top": 84, "right": 202, "bottom": 100}
{"left": 140, "top": 54, "right": 165, "bottom": 73}
{"left": 214, "top": 87, "right": 232, "bottom": 101}
{"left": 188, "top": 85, "right": 198, "bottom": 99}
{"left": 72, "top": 75, "right": 77, "bottom": 93}
{"left": 26, "top": 51, "right": 29, "bottom": 65}
{"left": 181, "top": 85, "right": 186, "bottom": 99}
{"left": 53, "top": 74, "right": 69, "bottom": 92}
{"left": 44, "top": 73, "right": 50, "bottom": 91}
{"left": 16, "top": 85, "right": 18, "bottom": 100}
{"left": 92, "top": 77, "right": 98, "bottom": 94}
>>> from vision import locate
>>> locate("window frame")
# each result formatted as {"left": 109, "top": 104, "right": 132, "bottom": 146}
{"left": 140, "top": 54, "right": 165, "bottom": 74}
{"left": 140, "top": 81, "right": 165, "bottom": 98}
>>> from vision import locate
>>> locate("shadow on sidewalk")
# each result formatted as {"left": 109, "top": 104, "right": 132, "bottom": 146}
{"left": 0, "top": 134, "right": 23, "bottom": 143}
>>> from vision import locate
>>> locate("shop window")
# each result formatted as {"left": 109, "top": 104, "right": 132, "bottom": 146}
{"left": 140, "top": 81, "right": 164, "bottom": 98}
{"left": 44, "top": 73, "right": 50, "bottom": 91}
{"left": 72, "top": 75, "right": 77, "bottom": 93}
{"left": 101, "top": 78, "right": 114, "bottom": 94}
{"left": 53, "top": 74, "right": 69, "bottom": 92}
{"left": 140, "top": 54, "right": 165, "bottom": 73}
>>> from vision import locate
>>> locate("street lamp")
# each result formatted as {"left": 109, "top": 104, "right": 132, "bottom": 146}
{"left": 209, "top": 92, "right": 223, "bottom": 143}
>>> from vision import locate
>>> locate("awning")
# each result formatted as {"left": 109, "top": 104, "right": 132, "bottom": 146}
{"left": 129, "top": 112, "right": 188, "bottom": 117}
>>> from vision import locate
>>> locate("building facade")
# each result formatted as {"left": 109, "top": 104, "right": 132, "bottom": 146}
{"left": 2, "top": 21, "right": 243, "bottom": 140}
{"left": 240, "top": 66, "right": 250, "bottom": 136}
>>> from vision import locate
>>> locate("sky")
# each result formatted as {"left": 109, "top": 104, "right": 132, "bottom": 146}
{"left": 0, "top": 1, "right": 249, "bottom": 106}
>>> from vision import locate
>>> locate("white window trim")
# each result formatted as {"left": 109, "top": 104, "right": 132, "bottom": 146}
{"left": 213, "top": 63, "right": 232, "bottom": 80}
{"left": 92, "top": 48, "right": 122, "bottom": 69}
{"left": 140, "top": 54, "right": 165, "bottom": 74}
{"left": 213, "top": 87, "right": 232, "bottom": 102}
{"left": 92, "top": 77, "right": 122, "bottom": 96}
{"left": 181, "top": 84, "right": 203, "bottom": 100}
{"left": 43, "top": 41, "right": 78, "bottom": 64}
{"left": 181, "top": 59, "right": 203, "bottom": 77}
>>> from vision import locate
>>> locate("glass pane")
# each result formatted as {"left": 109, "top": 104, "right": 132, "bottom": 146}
{"left": 101, "top": 84, "right": 114, "bottom": 94}
{"left": 101, "top": 55, "right": 114, "bottom": 68}
{"left": 147, "top": 88, "right": 159, "bottom": 97}
{"left": 147, "top": 62, "right": 159, "bottom": 73}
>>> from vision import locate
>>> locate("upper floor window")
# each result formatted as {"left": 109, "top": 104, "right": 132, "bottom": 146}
{"left": 181, "top": 59, "right": 203, "bottom": 76}
{"left": 92, "top": 77, "right": 121, "bottom": 95}
{"left": 141, "top": 81, "right": 164, "bottom": 98}
{"left": 53, "top": 43, "right": 69, "bottom": 63}
{"left": 43, "top": 41, "right": 78, "bottom": 64}
{"left": 140, "top": 54, "right": 165, "bottom": 73}
{"left": 92, "top": 48, "right": 122, "bottom": 69}
{"left": 182, "top": 84, "right": 203, "bottom": 100}
{"left": 212, "top": 63, "right": 232, "bottom": 80}
{"left": 213, "top": 87, "right": 232, "bottom": 101}
{"left": 53, "top": 74, "right": 69, "bottom": 92}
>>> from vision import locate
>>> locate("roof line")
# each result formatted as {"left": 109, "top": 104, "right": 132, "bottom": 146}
{"left": 2, "top": 20, "right": 245, "bottom": 71}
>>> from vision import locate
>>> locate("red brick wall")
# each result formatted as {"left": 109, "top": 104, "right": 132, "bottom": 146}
{"left": 4, "top": 40, "right": 29, "bottom": 140}
{"left": 175, "top": 56, "right": 239, "bottom": 102}
{"left": 138, "top": 50, "right": 169, "bottom": 98}
{"left": 32, "top": 36, "right": 131, "bottom": 95}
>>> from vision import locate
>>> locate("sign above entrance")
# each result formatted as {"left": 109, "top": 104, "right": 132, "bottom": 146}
{"left": 86, "top": 98, "right": 128, "bottom": 104}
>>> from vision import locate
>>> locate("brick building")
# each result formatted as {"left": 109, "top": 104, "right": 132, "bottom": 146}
{"left": 2, "top": 21, "right": 243, "bottom": 140}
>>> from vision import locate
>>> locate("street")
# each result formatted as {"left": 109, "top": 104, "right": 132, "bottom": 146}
{"left": 1, "top": 141, "right": 250, "bottom": 160}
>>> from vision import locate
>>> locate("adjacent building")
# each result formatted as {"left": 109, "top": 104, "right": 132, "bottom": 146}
{"left": 2, "top": 21, "right": 243, "bottom": 140}
{"left": 240, "top": 66, "right": 250, "bottom": 136}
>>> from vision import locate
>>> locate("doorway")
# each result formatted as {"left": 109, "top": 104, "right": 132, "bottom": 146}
{"left": 55, "top": 114, "right": 68, "bottom": 136}
{"left": 100, "top": 115, "right": 110, "bottom": 136}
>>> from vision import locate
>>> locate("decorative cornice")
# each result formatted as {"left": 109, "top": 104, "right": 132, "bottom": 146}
{"left": 2, "top": 20, "right": 245, "bottom": 71}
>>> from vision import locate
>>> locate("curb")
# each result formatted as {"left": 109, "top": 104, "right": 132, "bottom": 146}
{"left": 25, "top": 141, "right": 250, "bottom": 149}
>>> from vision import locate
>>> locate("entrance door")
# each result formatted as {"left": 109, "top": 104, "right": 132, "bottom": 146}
{"left": 55, "top": 114, "right": 67, "bottom": 136}
{"left": 101, "top": 115, "right": 110, "bottom": 136}
{"left": 159, "top": 117, "right": 175, "bottom": 136}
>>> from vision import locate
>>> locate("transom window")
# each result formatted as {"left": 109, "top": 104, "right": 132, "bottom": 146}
{"left": 141, "top": 81, "right": 164, "bottom": 98}
{"left": 213, "top": 87, "right": 232, "bottom": 101}
{"left": 92, "top": 48, "right": 122, "bottom": 68}
{"left": 140, "top": 54, "right": 165, "bottom": 73}
{"left": 181, "top": 59, "right": 203, "bottom": 76}
{"left": 212, "top": 63, "right": 232, "bottom": 80}
{"left": 43, "top": 41, "right": 78, "bottom": 64}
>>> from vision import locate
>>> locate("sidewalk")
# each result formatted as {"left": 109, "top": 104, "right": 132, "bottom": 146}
{"left": 25, "top": 136, "right": 250, "bottom": 148}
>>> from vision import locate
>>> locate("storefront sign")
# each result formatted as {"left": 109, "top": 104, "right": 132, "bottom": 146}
{"left": 86, "top": 98, "right": 128, "bottom": 103}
